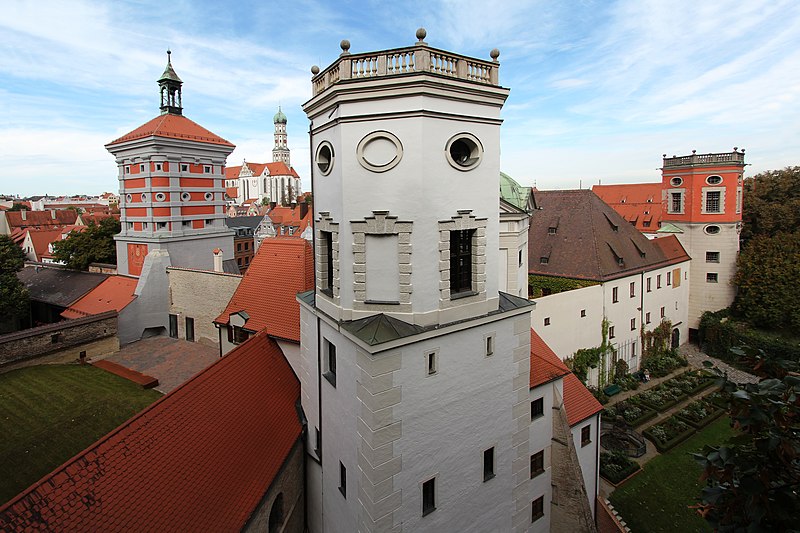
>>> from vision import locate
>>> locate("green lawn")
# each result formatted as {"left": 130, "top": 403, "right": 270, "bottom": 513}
{"left": 0, "top": 364, "right": 162, "bottom": 505}
{"left": 609, "top": 417, "right": 736, "bottom": 533}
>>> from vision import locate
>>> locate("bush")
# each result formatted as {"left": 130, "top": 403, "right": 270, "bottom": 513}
{"left": 698, "top": 310, "right": 800, "bottom": 366}
{"left": 645, "top": 416, "right": 695, "bottom": 452}
{"left": 600, "top": 451, "right": 641, "bottom": 484}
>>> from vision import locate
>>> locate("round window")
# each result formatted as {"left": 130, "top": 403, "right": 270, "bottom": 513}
{"left": 445, "top": 133, "right": 483, "bottom": 171}
{"left": 357, "top": 131, "right": 403, "bottom": 173}
{"left": 705, "top": 225, "right": 721, "bottom": 235}
{"left": 670, "top": 177, "right": 683, "bottom": 187}
{"left": 140, "top": 193, "right": 148, "bottom": 202}
{"left": 204, "top": 192, "right": 214, "bottom": 202}
{"left": 181, "top": 192, "right": 191, "bottom": 202}
{"left": 315, "top": 141, "right": 334, "bottom": 175}
{"left": 155, "top": 192, "right": 166, "bottom": 202}
{"left": 706, "top": 175, "right": 722, "bottom": 185}
{"left": 125, "top": 193, "right": 132, "bottom": 203}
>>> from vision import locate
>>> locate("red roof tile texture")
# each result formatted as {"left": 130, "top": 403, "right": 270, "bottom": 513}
{"left": 651, "top": 234, "right": 691, "bottom": 262}
{"left": 61, "top": 276, "right": 138, "bottom": 319}
{"left": 530, "top": 328, "right": 570, "bottom": 388}
{"left": 226, "top": 161, "right": 300, "bottom": 179}
{"left": 106, "top": 114, "right": 234, "bottom": 147}
{"left": 0, "top": 330, "right": 301, "bottom": 532}
{"left": 25, "top": 228, "right": 63, "bottom": 261}
{"left": 593, "top": 183, "right": 663, "bottom": 233}
{"left": 563, "top": 373, "right": 604, "bottom": 426}
{"left": 215, "top": 238, "right": 314, "bottom": 342}
{"left": 5, "top": 209, "right": 78, "bottom": 229}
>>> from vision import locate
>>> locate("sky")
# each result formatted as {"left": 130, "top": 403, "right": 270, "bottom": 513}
{"left": 1, "top": 0, "right": 799, "bottom": 197}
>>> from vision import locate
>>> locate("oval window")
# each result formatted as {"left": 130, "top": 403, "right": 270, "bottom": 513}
{"left": 445, "top": 133, "right": 483, "bottom": 171}
{"left": 315, "top": 141, "right": 334, "bottom": 175}
{"left": 155, "top": 192, "right": 166, "bottom": 202}
{"left": 670, "top": 177, "right": 683, "bottom": 187}
{"left": 140, "top": 193, "right": 148, "bottom": 202}
{"left": 181, "top": 192, "right": 191, "bottom": 202}
{"left": 705, "top": 225, "right": 721, "bottom": 235}
{"left": 204, "top": 192, "right": 214, "bottom": 202}
{"left": 706, "top": 175, "right": 722, "bottom": 185}
{"left": 125, "top": 193, "right": 133, "bottom": 203}
{"left": 357, "top": 131, "right": 403, "bottom": 172}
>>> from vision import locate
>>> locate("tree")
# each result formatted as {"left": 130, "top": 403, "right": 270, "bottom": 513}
{"left": 7, "top": 202, "right": 28, "bottom": 211}
{"left": 51, "top": 217, "right": 121, "bottom": 270}
{"left": 0, "top": 235, "right": 29, "bottom": 332}
{"left": 732, "top": 232, "right": 800, "bottom": 331}
{"left": 741, "top": 166, "right": 800, "bottom": 243}
{"left": 692, "top": 352, "right": 800, "bottom": 531}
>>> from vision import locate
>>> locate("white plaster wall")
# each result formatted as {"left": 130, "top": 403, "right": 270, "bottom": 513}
{"left": 500, "top": 215, "right": 530, "bottom": 299}
{"left": 528, "top": 380, "right": 560, "bottom": 533}
{"left": 570, "top": 414, "right": 601, "bottom": 516}
{"left": 298, "top": 304, "right": 323, "bottom": 532}
{"left": 530, "top": 284, "right": 604, "bottom": 358}
{"left": 277, "top": 339, "right": 302, "bottom": 380}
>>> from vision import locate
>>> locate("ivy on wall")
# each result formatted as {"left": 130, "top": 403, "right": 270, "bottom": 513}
{"left": 566, "top": 318, "right": 611, "bottom": 384}
{"left": 528, "top": 275, "right": 599, "bottom": 298}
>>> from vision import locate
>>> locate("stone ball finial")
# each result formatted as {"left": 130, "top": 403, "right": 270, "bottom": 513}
{"left": 311, "top": 65, "right": 320, "bottom": 75}
{"left": 416, "top": 28, "right": 427, "bottom": 41}
{"left": 733, "top": 146, "right": 738, "bottom": 151}
{"left": 741, "top": 148, "right": 745, "bottom": 153}
{"left": 692, "top": 149, "right": 696, "bottom": 154}
{"left": 490, "top": 48, "right": 500, "bottom": 61}
{"left": 340, "top": 39, "right": 351, "bottom": 55}
{"left": 663, "top": 154, "right": 667, "bottom": 158}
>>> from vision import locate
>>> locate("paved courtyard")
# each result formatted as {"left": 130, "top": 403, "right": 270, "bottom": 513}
{"left": 106, "top": 337, "right": 220, "bottom": 394}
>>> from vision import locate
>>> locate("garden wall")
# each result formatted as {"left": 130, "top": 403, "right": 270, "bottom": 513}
{"left": 0, "top": 311, "right": 119, "bottom": 372}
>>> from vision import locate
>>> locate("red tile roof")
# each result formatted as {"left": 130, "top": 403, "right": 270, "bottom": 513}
{"left": 563, "top": 373, "right": 603, "bottom": 426}
{"left": 79, "top": 213, "right": 120, "bottom": 225}
{"left": 215, "top": 238, "right": 314, "bottom": 342}
{"left": 0, "top": 330, "right": 301, "bottom": 532}
{"left": 5, "top": 209, "right": 78, "bottom": 230}
{"left": 106, "top": 114, "right": 234, "bottom": 147}
{"left": 225, "top": 186, "right": 239, "bottom": 198}
{"left": 25, "top": 228, "right": 63, "bottom": 261}
{"left": 651, "top": 234, "right": 691, "bottom": 263}
{"left": 530, "top": 328, "right": 570, "bottom": 388}
{"left": 593, "top": 183, "right": 663, "bottom": 233}
{"left": 226, "top": 161, "right": 300, "bottom": 180}
{"left": 61, "top": 276, "right": 138, "bottom": 319}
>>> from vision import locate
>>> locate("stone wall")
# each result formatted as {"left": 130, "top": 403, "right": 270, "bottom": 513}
{"left": 0, "top": 311, "right": 119, "bottom": 372}
{"left": 242, "top": 438, "right": 305, "bottom": 532}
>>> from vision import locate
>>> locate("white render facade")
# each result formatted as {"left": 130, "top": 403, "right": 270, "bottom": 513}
{"left": 531, "top": 260, "right": 690, "bottom": 386}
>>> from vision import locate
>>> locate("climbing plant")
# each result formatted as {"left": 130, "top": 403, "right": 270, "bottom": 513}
{"left": 640, "top": 320, "right": 687, "bottom": 377}
{"left": 566, "top": 318, "right": 612, "bottom": 385}
{"left": 528, "top": 274, "right": 599, "bottom": 298}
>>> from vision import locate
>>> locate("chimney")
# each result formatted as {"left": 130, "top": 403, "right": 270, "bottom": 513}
{"left": 20, "top": 210, "right": 26, "bottom": 221}
{"left": 300, "top": 201, "right": 308, "bottom": 219}
{"left": 213, "top": 248, "right": 224, "bottom": 272}
{"left": 51, "top": 210, "right": 57, "bottom": 219}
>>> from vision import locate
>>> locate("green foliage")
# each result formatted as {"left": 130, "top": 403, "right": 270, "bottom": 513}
{"left": 566, "top": 318, "right": 612, "bottom": 384}
{"left": 732, "top": 232, "right": 800, "bottom": 331}
{"left": 7, "top": 203, "right": 28, "bottom": 211}
{"left": 527, "top": 274, "right": 598, "bottom": 298}
{"left": 641, "top": 320, "right": 687, "bottom": 377}
{"left": 698, "top": 310, "right": 800, "bottom": 368}
{"left": 600, "top": 451, "right": 640, "bottom": 484}
{"left": 692, "top": 357, "right": 800, "bottom": 531}
{"left": 51, "top": 217, "right": 120, "bottom": 270}
{"left": 0, "top": 235, "right": 29, "bottom": 332}
{"left": 741, "top": 166, "right": 800, "bottom": 242}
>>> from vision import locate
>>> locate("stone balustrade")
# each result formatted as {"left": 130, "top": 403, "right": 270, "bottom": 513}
{"left": 311, "top": 28, "right": 500, "bottom": 96}
{"left": 662, "top": 150, "right": 745, "bottom": 168}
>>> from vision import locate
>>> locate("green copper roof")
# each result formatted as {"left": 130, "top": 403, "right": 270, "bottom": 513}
{"left": 158, "top": 50, "right": 182, "bottom": 83}
{"left": 500, "top": 172, "right": 531, "bottom": 211}
{"left": 656, "top": 222, "right": 684, "bottom": 233}
{"left": 273, "top": 107, "right": 287, "bottom": 124}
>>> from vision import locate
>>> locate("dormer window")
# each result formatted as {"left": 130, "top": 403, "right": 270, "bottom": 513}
{"left": 548, "top": 227, "right": 557, "bottom": 235}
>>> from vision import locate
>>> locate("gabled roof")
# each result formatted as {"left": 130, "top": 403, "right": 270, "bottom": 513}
{"left": 651, "top": 234, "right": 691, "bottom": 262}
{"left": 563, "top": 373, "right": 603, "bottom": 426}
{"left": 226, "top": 161, "right": 300, "bottom": 180}
{"left": 593, "top": 183, "right": 663, "bottom": 233}
{"left": 224, "top": 215, "right": 264, "bottom": 230}
{"left": 78, "top": 213, "right": 120, "bottom": 226}
{"left": 106, "top": 114, "right": 234, "bottom": 147}
{"left": 530, "top": 328, "right": 570, "bottom": 388}
{"left": 5, "top": 209, "right": 78, "bottom": 229}
{"left": 215, "top": 238, "right": 314, "bottom": 342}
{"left": 528, "top": 190, "right": 685, "bottom": 282}
{"left": 17, "top": 265, "right": 108, "bottom": 307}
{"left": 266, "top": 205, "right": 311, "bottom": 228}
{"left": 24, "top": 228, "right": 63, "bottom": 261}
{"left": 61, "top": 276, "right": 138, "bottom": 319}
{"left": 225, "top": 187, "right": 239, "bottom": 199}
{"left": 0, "top": 330, "right": 301, "bottom": 532}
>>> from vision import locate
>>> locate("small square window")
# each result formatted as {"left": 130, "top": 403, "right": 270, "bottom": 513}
{"left": 422, "top": 478, "right": 436, "bottom": 516}
{"left": 483, "top": 447, "right": 495, "bottom": 481}
{"left": 580, "top": 309, "right": 586, "bottom": 318}
{"left": 124, "top": 166, "right": 130, "bottom": 174}
{"left": 324, "top": 339, "right": 337, "bottom": 387}
{"left": 50, "top": 333, "right": 61, "bottom": 343}
{"left": 426, "top": 351, "right": 437, "bottom": 376}
{"left": 140, "top": 164, "right": 145, "bottom": 172}
{"left": 532, "top": 496, "right": 544, "bottom": 522}
{"left": 630, "top": 318, "right": 636, "bottom": 331}
{"left": 539, "top": 256, "right": 549, "bottom": 265}
{"left": 707, "top": 273, "right": 719, "bottom": 283}
{"left": 155, "top": 163, "right": 162, "bottom": 171}
{"left": 531, "top": 398, "right": 544, "bottom": 420}
{"left": 706, "top": 251, "right": 720, "bottom": 263}
{"left": 581, "top": 425, "right": 591, "bottom": 447}
{"left": 181, "top": 164, "right": 188, "bottom": 172}
{"left": 339, "top": 462, "right": 347, "bottom": 498}
{"left": 182, "top": 220, "right": 191, "bottom": 227}
{"left": 157, "top": 222, "right": 167, "bottom": 230}
{"left": 205, "top": 219, "right": 214, "bottom": 226}
{"left": 548, "top": 227, "right": 557, "bottom": 235}
{"left": 544, "top": 317, "right": 551, "bottom": 326}
{"left": 530, "top": 451, "right": 544, "bottom": 478}
{"left": 204, "top": 165, "right": 212, "bottom": 173}
{"left": 608, "top": 326, "right": 615, "bottom": 339}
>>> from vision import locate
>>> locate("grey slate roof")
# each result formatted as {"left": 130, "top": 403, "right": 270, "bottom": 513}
{"left": 528, "top": 190, "right": 688, "bottom": 282}
{"left": 224, "top": 216, "right": 264, "bottom": 230}
{"left": 17, "top": 264, "right": 108, "bottom": 307}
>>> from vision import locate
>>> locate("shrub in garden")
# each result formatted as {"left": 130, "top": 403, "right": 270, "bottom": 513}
{"left": 600, "top": 451, "right": 640, "bottom": 484}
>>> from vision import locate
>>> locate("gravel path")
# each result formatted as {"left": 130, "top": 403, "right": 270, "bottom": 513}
{"left": 680, "top": 342, "right": 760, "bottom": 385}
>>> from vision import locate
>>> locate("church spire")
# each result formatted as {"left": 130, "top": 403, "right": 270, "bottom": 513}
{"left": 158, "top": 50, "right": 183, "bottom": 115}
{"left": 272, "top": 106, "right": 291, "bottom": 166}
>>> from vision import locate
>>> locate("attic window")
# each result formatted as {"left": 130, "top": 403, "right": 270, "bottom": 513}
{"left": 539, "top": 257, "right": 549, "bottom": 264}
{"left": 603, "top": 213, "right": 619, "bottom": 232}
{"left": 620, "top": 198, "right": 626, "bottom": 203}
{"left": 548, "top": 227, "right": 557, "bottom": 235}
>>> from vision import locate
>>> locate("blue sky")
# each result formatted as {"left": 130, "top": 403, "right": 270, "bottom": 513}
{"left": 1, "top": 0, "right": 799, "bottom": 197}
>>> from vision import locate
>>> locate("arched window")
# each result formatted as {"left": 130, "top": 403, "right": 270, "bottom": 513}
{"left": 268, "top": 493, "right": 284, "bottom": 533}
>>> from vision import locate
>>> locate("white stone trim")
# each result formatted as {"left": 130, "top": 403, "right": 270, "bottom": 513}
{"left": 438, "top": 210, "right": 488, "bottom": 309}
{"left": 316, "top": 212, "right": 340, "bottom": 304}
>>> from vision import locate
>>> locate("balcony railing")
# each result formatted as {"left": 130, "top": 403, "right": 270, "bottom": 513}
{"left": 662, "top": 150, "right": 745, "bottom": 168}
{"left": 311, "top": 30, "right": 500, "bottom": 96}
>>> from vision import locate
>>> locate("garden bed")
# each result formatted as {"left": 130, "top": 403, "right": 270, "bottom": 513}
{"left": 600, "top": 451, "right": 641, "bottom": 485}
{"left": 666, "top": 370, "right": 714, "bottom": 396}
{"left": 643, "top": 416, "right": 696, "bottom": 453}
{"left": 604, "top": 401, "right": 657, "bottom": 428}
{"left": 674, "top": 398, "right": 725, "bottom": 429}
{"left": 638, "top": 384, "right": 688, "bottom": 412}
